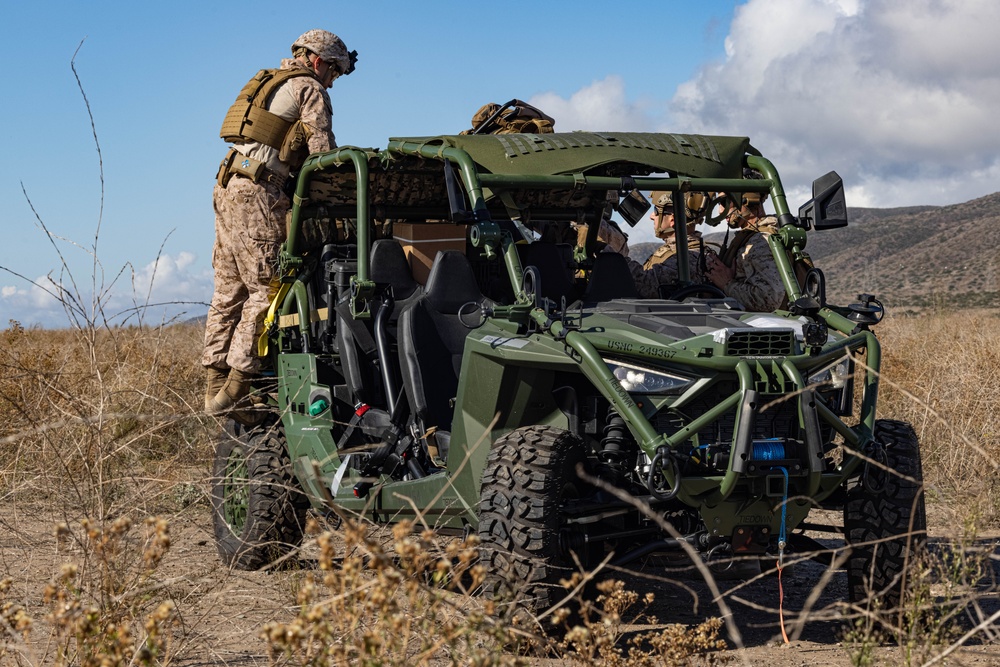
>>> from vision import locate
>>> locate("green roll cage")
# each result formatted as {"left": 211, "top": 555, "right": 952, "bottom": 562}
{"left": 273, "top": 133, "right": 877, "bottom": 509}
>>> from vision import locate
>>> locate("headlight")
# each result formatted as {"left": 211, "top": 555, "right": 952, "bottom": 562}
{"left": 806, "top": 353, "right": 854, "bottom": 416}
{"left": 807, "top": 354, "right": 852, "bottom": 389}
{"left": 604, "top": 359, "right": 694, "bottom": 395}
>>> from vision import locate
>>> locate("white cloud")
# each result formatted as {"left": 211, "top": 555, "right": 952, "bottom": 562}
{"left": 530, "top": 1, "right": 1000, "bottom": 210}
{"left": 0, "top": 252, "right": 213, "bottom": 328}
{"left": 115, "top": 251, "right": 213, "bottom": 325}
{"left": 670, "top": 0, "right": 1000, "bottom": 207}
{"left": 131, "top": 251, "right": 201, "bottom": 299}
{"left": 0, "top": 275, "right": 66, "bottom": 327}
{"left": 530, "top": 76, "right": 652, "bottom": 132}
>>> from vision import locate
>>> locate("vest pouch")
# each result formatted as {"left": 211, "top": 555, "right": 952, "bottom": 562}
{"left": 216, "top": 148, "right": 238, "bottom": 188}
{"left": 500, "top": 117, "right": 555, "bottom": 134}
{"left": 279, "top": 120, "right": 313, "bottom": 166}
{"left": 229, "top": 153, "right": 265, "bottom": 182}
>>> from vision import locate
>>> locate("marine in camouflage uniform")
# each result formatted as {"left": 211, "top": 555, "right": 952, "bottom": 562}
{"left": 623, "top": 191, "right": 708, "bottom": 298}
{"left": 704, "top": 192, "right": 785, "bottom": 312}
{"left": 643, "top": 191, "right": 706, "bottom": 269}
{"left": 202, "top": 29, "right": 355, "bottom": 414}
{"left": 643, "top": 238, "right": 701, "bottom": 270}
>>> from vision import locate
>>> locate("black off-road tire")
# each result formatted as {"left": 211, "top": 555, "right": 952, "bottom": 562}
{"left": 477, "top": 425, "right": 593, "bottom": 630}
{"left": 211, "top": 419, "right": 309, "bottom": 570}
{"left": 844, "top": 419, "right": 927, "bottom": 609}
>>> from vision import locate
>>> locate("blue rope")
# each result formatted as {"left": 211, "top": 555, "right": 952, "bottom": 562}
{"left": 772, "top": 465, "right": 792, "bottom": 645}
{"left": 752, "top": 439, "right": 786, "bottom": 461}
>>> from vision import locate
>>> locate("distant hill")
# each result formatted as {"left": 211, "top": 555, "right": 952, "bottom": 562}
{"left": 807, "top": 193, "right": 1000, "bottom": 309}
{"left": 627, "top": 192, "right": 1000, "bottom": 311}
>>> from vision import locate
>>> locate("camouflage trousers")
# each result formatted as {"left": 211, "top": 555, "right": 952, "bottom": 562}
{"left": 201, "top": 176, "right": 289, "bottom": 374}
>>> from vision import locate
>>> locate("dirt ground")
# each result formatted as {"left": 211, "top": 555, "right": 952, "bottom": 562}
{"left": 593, "top": 503, "right": 1000, "bottom": 667}
{"left": 2, "top": 487, "right": 998, "bottom": 666}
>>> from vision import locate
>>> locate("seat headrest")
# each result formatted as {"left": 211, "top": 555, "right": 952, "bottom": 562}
{"left": 584, "top": 252, "right": 640, "bottom": 301}
{"left": 518, "top": 242, "right": 575, "bottom": 302}
{"left": 370, "top": 239, "right": 419, "bottom": 300}
{"left": 424, "top": 251, "right": 484, "bottom": 314}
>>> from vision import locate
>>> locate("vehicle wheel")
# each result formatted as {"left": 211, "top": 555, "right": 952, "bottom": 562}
{"left": 843, "top": 419, "right": 927, "bottom": 609}
{"left": 211, "top": 419, "right": 309, "bottom": 569}
{"left": 477, "top": 425, "right": 594, "bottom": 630}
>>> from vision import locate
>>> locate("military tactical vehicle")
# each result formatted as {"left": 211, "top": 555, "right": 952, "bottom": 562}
{"left": 211, "top": 132, "right": 925, "bottom": 623}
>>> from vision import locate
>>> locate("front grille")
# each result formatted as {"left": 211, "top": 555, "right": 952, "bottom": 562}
{"left": 655, "top": 392, "right": 801, "bottom": 447}
{"left": 725, "top": 329, "right": 795, "bottom": 357}
{"left": 652, "top": 382, "right": 838, "bottom": 473}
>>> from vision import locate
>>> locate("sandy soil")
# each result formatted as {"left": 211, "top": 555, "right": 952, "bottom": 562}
{"left": 2, "top": 489, "right": 997, "bottom": 666}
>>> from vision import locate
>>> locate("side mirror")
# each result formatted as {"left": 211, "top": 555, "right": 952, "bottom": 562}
{"left": 798, "top": 171, "right": 848, "bottom": 230}
{"left": 614, "top": 189, "right": 651, "bottom": 228}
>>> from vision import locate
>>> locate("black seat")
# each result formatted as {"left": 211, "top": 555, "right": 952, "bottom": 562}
{"left": 583, "top": 251, "right": 640, "bottom": 302}
{"left": 398, "top": 251, "right": 490, "bottom": 455}
{"left": 337, "top": 239, "right": 423, "bottom": 407}
{"left": 370, "top": 238, "right": 420, "bottom": 301}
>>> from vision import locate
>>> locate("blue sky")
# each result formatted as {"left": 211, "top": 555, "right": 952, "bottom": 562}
{"left": 3, "top": 0, "right": 998, "bottom": 327}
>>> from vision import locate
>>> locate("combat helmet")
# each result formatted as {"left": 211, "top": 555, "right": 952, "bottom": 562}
{"left": 650, "top": 191, "right": 709, "bottom": 220}
{"left": 737, "top": 168, "right": 768, "bottom": 205}
{"left": 292, "top": 30, "right": 357, "bottom": 75}
{"left": 650, "top": 190, "right": 673, "bottom": 213}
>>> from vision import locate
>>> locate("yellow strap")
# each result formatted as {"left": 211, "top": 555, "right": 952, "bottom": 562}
{"left": 257, "top": 274, "right": 294, "bottom": 357}
{"left": 278, "top": 307, "right": 329, "bottom": 329}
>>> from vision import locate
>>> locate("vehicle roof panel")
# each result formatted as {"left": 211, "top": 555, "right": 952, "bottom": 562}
{"left": 387, "top": 132, "right": 751, "bottom": 178}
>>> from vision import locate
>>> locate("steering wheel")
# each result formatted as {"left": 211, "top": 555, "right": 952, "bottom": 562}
{"left": 668, "top": 283, "right": 727, "bottom": 300}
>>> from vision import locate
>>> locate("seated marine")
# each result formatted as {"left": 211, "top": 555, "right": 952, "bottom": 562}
{"left": 617, "top": 190, "right": 711, "bottom": 298}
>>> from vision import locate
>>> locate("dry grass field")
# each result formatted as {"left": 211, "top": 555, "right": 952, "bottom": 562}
{"left": 0, "top": 312, "right": 997, "bottom": 666}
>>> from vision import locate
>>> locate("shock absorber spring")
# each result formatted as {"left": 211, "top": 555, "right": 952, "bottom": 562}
{"left": 600, "top": 407, "right": 630, "bottom": 472}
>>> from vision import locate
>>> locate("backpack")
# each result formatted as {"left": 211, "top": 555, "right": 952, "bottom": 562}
{"left": 461, "top": 99, "right": 555, "bottom": 135}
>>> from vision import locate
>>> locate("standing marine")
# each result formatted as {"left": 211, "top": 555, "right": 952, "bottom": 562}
{"left": 202, "top": 30, "right": 357, "bottom": 416}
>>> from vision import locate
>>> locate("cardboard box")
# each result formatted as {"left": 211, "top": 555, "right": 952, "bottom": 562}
{"left": 393, "top": 223, "right": 468, "bottom": 284}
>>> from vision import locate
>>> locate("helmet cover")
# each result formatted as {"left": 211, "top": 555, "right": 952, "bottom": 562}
{"left": 292, "top": 30, "right": 353, "bottom": 74}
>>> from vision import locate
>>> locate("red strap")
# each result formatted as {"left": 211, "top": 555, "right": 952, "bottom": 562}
{"left": 777, "top": 561, "right": 790, "bottom": 644}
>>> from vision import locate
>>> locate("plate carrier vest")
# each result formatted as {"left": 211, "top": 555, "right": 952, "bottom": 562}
{"left": 220, "top": 68, "right": 315, "bottom": 149}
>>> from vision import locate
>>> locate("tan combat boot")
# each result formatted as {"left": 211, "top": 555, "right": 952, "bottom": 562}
{"left": 207, "top": 368, "right": 256, "bottom": 414}
{"left": 204, "top": 367, "right": 229, "bottom": 413}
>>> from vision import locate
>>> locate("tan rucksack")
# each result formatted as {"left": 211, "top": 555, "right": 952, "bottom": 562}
{"left": 461, "top": 99, "right": 555, "bottom": 135}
